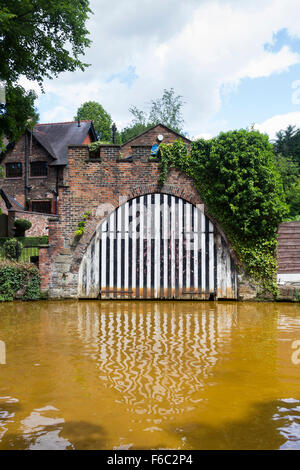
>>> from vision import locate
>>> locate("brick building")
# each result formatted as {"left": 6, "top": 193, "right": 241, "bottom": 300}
{"left": 120, "top": 123, "right": 191, "bottom": 158}
{"left": 0, "top": 120, "right": 97, "bottom": 215}
{"left": 38, "top": 123, "right": 241, "bottom": 300}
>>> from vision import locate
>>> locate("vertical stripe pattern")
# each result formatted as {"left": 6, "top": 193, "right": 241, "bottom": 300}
{"left": 78, "top": 193, "right": 237, "bottom": 299}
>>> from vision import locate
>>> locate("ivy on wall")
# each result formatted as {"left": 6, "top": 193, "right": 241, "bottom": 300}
{"left": 158, "top": 130, "right": 288, "bottom": 296}
{"left": 0, "top": 260, "right": 41, "bottom": 301}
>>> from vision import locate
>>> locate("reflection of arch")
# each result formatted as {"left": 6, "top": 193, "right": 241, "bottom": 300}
{"left": 78, "top": 193, "right": 238, "bottom": 299}
{"left": 0, "top": 340, "right": 6, "bottom": 364}
{"left": 76, "top": 301, "right": 236, "bottom": 419}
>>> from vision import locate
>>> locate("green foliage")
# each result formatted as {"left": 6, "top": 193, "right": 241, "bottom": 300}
{"left": 0, "top": 260, "right": 41, "bottom": 301}
{"left": 274, "top": 125, "right": 300, "bottom": 166}
{"left": 274, "top": 154, "right": 300, "bottom": 219}
{"left": 273, "top": 126, "right": 300, "bottom": 219}
{"left": 75, "top": 101, "right": 112, "bottom": 141}
{"left": 89, "top": 140, "right": 112, "bottom": 155}
{"left": 3, "top": 238, "right": 23, "bottom": 260}
{"left": 0, "top": 236, "right": 48, "bottom": 247}
{"left": 148, "top": 88, "right": 185, "bottom": 134}
{"left": 14, "top": 218, "right": 32, "bottom": 237}
{"left": 0, "top": 84, "right": 39, "bottom": 144}
{"left": 0, "top": 0, "right": 92, "bottom": 147}
{"left": 120, "top": 123, "right": 153, "bottom": 145}
{"left": 120, "top": 88, "right": 186, "bottom": 144}
{"left": 158, "top": 129, "right": 288, "bottom": 296}
{"left": 0, "top": 0, "right": 92, "bottom": 85}
{"left": 74, "top": 211, "right": 92, "bottom": 239}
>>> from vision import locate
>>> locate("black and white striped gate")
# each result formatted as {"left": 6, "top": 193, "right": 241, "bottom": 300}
{"left": 78, "top": 194, "right": 237, "bottom": 299}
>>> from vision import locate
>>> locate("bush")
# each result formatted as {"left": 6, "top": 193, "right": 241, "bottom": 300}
{"left": 0, "top": 236, "right": 49, "bottom": 247}
{"left": 0, "top": 260, "right": 41, "bottom": 301}
{"left": 14, "top": 218, "right": 32, "bottom": 237}
{"left": 158, "top": 129, "right": 288, "bottom": 296}
{"left": 3, "top": 238, "right": 23, "bottom": 260}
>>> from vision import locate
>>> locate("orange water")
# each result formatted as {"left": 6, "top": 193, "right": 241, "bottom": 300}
{"left": 0, "top": 300, "right": 299, "bottom": 450}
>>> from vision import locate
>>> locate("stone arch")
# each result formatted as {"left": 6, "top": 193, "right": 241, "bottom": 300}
{"left": 78, "top": 191, "right": 238, "bottom": 300}
{"left": 70, "top": 181, "right": 238, "bottom": 275}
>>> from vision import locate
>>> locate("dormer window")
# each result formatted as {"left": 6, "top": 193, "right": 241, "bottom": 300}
{"left": 30, "top": 161, "right": 48, "bottom": 177}
{"left": 6, "top": 162, "right": 22, "bottom": 178}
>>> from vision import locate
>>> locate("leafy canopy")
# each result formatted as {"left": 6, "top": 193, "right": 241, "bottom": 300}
{"left": 274, "top": 153, "right": 299, "bottom": 218}
{"left": 0, "top": 0, "right": 92, "bottom": 85}
{"left": 74, "top": 101, "right": 112, "bottom": 141}
{"left": 158, "top": 129, "right": 288, "bottom": 295}
{"left": 273, "top": 125, "right": 300, "bottom": 219}
{"left": 120, "top": 88, "right": 186, "bottom": 143}
{"left": 0, "top": 0, "right": 92, "bottom": 146}
{"left": 0, "top": 84, "right": 39, "bottom": 146}
{"left": 274, "top": 125, "right": 300, "bottom": 166}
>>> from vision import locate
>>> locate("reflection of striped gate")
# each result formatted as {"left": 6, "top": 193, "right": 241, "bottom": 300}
{"left": 79, "top": 194, "right": 237, "bottom": 299}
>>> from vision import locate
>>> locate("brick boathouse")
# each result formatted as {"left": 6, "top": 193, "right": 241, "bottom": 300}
{"left": 2, "top": 121, "right": 297, "bottom": 300}
{"left": 36, "top": 124, "right": 238, "bottom": 300}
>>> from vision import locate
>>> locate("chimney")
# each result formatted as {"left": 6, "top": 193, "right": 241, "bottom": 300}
{"left": 112, "top": 123, "right": 117, "bottom": 144}
{"left": 77, "top": 118, "right": 81, "bottom": 127}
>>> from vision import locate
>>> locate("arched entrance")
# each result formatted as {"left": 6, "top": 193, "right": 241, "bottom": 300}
{"left": 78, "top": 194, "right": 237, "bottom": 299}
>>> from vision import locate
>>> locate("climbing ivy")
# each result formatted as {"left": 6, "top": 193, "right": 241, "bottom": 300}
{"left": 0, "top": 260, "right": 41, "bottom": 301}
{"left": 158, "top": 130, "right": 288, "bottom": 296}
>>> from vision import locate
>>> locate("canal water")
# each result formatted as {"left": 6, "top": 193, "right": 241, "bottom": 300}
{"left": 0, "top": 301, "right": 299, "bottom": 450}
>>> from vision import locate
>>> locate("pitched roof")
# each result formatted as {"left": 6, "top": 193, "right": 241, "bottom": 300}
{"left": 0, "top": 189, "right": 25, "bottom": 211}
{"left": 32, "top": 120, "right": 97, "bottom": 165}
{"left": 121, "top": 123, "right": 191, "bottom": 147}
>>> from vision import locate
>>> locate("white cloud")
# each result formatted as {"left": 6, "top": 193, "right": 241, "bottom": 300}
{"left": 22, "top": 0, "right": 300, "bottom": 136}
{"left": 42, "top": 106, "right": 71, "bottom": 123}
{"left": 255, "top": 111, "right": 300, "bottom": 140}
{"left": 241, "top": 46, "right": 300, "bottom": 79}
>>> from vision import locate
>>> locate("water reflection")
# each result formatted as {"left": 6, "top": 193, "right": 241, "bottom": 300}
{"left": 0, "top": 300, "right": 299, "bottom": 449}
{"left": 76, "top": 302, "right": 236, "bottom": 419}
{"left": 21, "top": 406, "right": 72, "bottom": 450}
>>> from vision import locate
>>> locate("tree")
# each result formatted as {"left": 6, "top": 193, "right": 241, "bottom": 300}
{"left": 74, "top": 101, "right": 112, "bottom": 141}
{"left": 148, "top": 88, "right": 185, "bottom": 133}
{"left": 188, "top": 130, "right": 287, "bottom": 241}
{"left": 273, "top": 125, "right": 300, "bottom": 218}
{"left": 120, "top": 122, "right": 152, "bottom": 144}
{"left": 0, "top": 0, "right": 92, "bottom": 145}
{"left": 274, "top": 125, "right": 300, "bottom": 166}
{"left": 0, "top": 0, "right": 92, "bottom": 86}
{"left": 120, "top": 88, "right": 186, "bottom": 143}
{"left": 0, "top": 84, "right": 39, "bottom": 147}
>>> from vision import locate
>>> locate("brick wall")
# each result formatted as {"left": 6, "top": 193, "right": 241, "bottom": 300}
{"left": 9, "top": 209, "right": 51, "bottom": 237}
{"left": 121, "top": 124, "right": 190, "bottom": 158}
{"left": 40, "top": 143, "right": 238, "bottom": 298}
{"left": 0, "top": 134, "right": 60, "bottom": 209}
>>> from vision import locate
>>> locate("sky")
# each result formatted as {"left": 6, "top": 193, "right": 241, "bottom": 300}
{"left": 20, "top": 0, "right": 300, "bottom": 141}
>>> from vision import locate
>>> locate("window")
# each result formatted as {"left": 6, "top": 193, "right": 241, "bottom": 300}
{"left": 30, "top": 161, "right": 48, "bottom": 177}
{"left": 6, "top": 162, "right": 22, "bottom": 178}
{"left": 31, "top": 200, "right": 52, "bottom": 214}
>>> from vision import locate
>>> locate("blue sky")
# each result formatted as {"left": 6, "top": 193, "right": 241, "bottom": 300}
{"left": 21, "top": 0, "right": 300, "bottom": 140}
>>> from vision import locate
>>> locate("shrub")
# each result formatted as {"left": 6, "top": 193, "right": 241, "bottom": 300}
{"left": 0, "top": 260, "right": 41, "bottom": 301}
{"left": 158, "top": 129, "right": 288, "bottom": 296}
{"left": 14, "top": 218, "right": 32, "bottom": 237}
{"left": 3, "top": 238, "right": 23, "bottom": 260}
{"left": 74, "top": 211, "right": 92, "bottom": 239}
